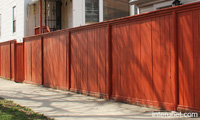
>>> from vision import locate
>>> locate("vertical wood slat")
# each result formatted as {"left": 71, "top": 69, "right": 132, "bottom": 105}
{"left": 68, "top": 31, "right": 71, "bottom": 90}
{"left": 193, "top": 10, "right": 200, "bottom": 110}
{"left": 11, "top": 41, "right": 15, "bottom": 81}
{"left": 108, "top": 24, "right": 112, "bottom": 99}
{"left": 173, "top": 11, "right": 178, "bottom": 111}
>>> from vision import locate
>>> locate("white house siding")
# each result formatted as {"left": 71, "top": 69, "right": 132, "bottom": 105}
{"left": 24, "top": 0, "right": 32, "bottom": 37}
{"left": 25, "top": 0, "right": 36, "bottom": 37}
{"left": 62, "top": 0, "right": 73, "bottom": 29}
{"left": 0, "top": 0, "right": 26, "bottom": 42}
{"left": 73, "top": 0, "right": 84, "bottom": 27}
{"left": 130, "top": 0, "right": 200, "bottom": 14}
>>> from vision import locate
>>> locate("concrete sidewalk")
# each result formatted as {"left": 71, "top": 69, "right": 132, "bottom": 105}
{"left": 0, "top": 79, "right": 198, "bottom": 120}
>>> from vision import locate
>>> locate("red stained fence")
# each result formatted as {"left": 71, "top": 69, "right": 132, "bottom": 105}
{"left": 15, "top": 43, "right": 24, "bottom": 82}
{"left": 111, "top": 14, "right": 176, "bottom": 110}
{"left": 24, "top": 35, "right": 42, "bottom": 85}
{"left": 0, "top": 40, "right": 24, "bottom": 82}
{"left": 70, "top": 26, "right": 109, "bottom": 97}
{"left": 23, "top": 30, "right": 69, "bottom": 89}
{"left": 43, "top": 30, "right": 69, "bottom": 90}
{"left": 1, "top": 1, "right": 200, "bottom": 112}
{"left": 0, "top": 40, "right": 15, "bottom": 80}
{"left": 177, "top": 10, "right": 200, "bottom": 112}
{"left": 108, "top": 4, "right": 200, "bottom": 111}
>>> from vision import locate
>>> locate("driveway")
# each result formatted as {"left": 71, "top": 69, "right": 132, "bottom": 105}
{"left": 0, "top": 79, "right": 199, "bottom": 120}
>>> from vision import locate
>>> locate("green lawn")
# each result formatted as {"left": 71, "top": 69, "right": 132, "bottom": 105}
{"left": 0, "top": 97, "right": 53, "bottom": 120}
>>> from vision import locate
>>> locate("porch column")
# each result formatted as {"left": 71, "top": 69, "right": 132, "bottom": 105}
{"left": 40, "top": 0, "right": 42, "bottom": 34}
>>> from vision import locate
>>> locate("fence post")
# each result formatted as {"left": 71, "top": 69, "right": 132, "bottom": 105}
{"left": 173, "top": 11, "right": 179, "bottom": 111}
{"left": 23, "top": 39, "right": 25, "bottom": 82}
{"left": 14, "top": 40, "right": 16, "bottom": 81}
{"left": 10, "top": 41, "right": 11, "bottom": 79}
{"left": 68, "top": 31, "right": 71, "bottom": 90}
{"left": 108, "top": 24, "right": 112, "bottom": 99}
{"left": 41, "top": 35, "right": 44, "bottom": 85}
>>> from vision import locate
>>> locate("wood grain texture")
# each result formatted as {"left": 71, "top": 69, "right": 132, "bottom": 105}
{"left": 43, "top": 31, "right": 68, "bottom": 89}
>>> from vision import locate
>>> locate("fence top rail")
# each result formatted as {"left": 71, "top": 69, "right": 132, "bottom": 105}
{"left": 15, "top": 43, "right": 23, "bottom": 45}
{"left": 23, "top": 29, "right": 68, "bottom": 41}
{"left": 23, "top": 34, "right": 42, "bottom": 42}
{"left": 42, "top": 29, "right": 68, "bottom": 37}
{"left": 0, "top": 40, "right": 16, "bottom": 45}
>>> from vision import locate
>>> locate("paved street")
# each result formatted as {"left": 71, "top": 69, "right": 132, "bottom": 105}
{"left": 0, "top": 79, "right": 199, "bottom": 120}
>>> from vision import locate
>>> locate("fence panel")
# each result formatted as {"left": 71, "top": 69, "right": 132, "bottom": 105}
{"left": 24, "top": 39, "right": 32, "bottom": 83}
{"left": 43, "top": 30, "right": 69, "bottom": 90}
{"left": 31, "top": 38, "right": 42, "bottom": 85}
{"left": 15, "top": 43, "right": 24, "bottom": 83}
{"left": 71, "top": 26, "right": 109, "bottom": 97}
{"left": 177, "top": 9, "right": 200, "bottom": 111}
{"left": 0, "top": 40, "right": 15, "bottom": 80}
{"left": 24, "top": 36, "right": 42, "bottom": 84}
{"left": 111, "top": 13, "right": 175, "bottom": 110}
{"left": 112, "top": 23, "right": 131, "bottom": 100}
{"left": 1, "top": 42, "right": 11, "bottom": 79}
{"left": 194, "top": 9, "right": 200, "bottom": 112}
{"left": 194, "top": 9, "right": 200, "bottom": 111}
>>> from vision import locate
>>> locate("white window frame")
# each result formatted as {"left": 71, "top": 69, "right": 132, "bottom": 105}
{"left": 99, "top": 0, "right": 103, "bottom": 22}
{"left": 13, "top": 5, "right": 17, "bottom": 33}
{"left": 83, "top": 0, "right": 103, "bottom": 25}
{"left": 82, "top": 0, "right": 85, "bottom": 25}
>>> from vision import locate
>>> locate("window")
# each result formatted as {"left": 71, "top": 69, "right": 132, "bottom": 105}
{"left": 13, "top": 6, "right": 16, "bottom": 33}
{"left": 0, "top": 14, "right": 1, "bottom": 36}
{"left": 85, "top": 0, "right": 99, "bottom": 23}
{"left": 103, "top": 0, "right": 129, "bottom": 21}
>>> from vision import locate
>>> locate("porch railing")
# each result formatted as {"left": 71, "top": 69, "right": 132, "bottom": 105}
{"left": 34, "top": 26, "right": 50, "bottom": 35}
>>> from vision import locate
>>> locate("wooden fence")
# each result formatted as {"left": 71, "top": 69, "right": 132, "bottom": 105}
{"left": 0, "top": 40, "right": 24, "bottom": 82}
{"left": 70, "top": 26, "right": 109, "bottom": 98}
{"left": 111, "top": 14, "right": 176, "bottom": 110}
{"left": 15, "top": 43, "right": 24, "bottom": 82}
{"left": 0, "top": 40, "right": 15, "bottom": 80}
{"left": 1, "top": 1, "right": 200, "bottom": 112}
{"left": 42, "top": 30, "right": 69, "bottom": 90}
{"left": 24, "top": 35, "right": 42, "bottom": 85}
